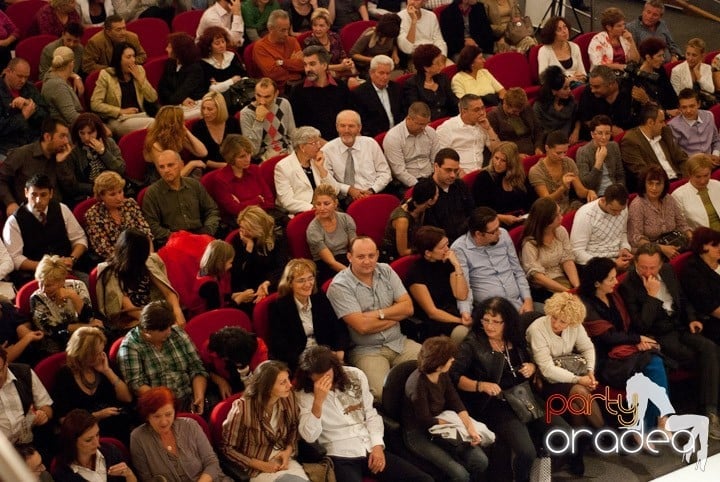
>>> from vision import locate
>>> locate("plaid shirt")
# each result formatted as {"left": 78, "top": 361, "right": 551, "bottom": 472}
{"left": 118, "top": 326, "right": 207, "bottom": 403}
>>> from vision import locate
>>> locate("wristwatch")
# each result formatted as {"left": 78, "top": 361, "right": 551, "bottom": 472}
{"left": 378, "top": 309, "right": 385, "bottom": 320}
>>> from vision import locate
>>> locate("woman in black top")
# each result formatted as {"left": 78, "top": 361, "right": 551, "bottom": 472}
{"left": 197, "top": 26, "right": 247, "bottom": 96}
{"left": 158, "top": 33, "right": 205, "bottom": 108}
{"left": 635, "top": 37, "right": 679, "bottom": 116}
{"left": 680, "top": 227, "right": 720, "bottom": 343}
{"left": 191, "top": 92, "right": 241, "bottom": 170}
{"left": 403, "top": 44, "right": 458, "bottom": 120}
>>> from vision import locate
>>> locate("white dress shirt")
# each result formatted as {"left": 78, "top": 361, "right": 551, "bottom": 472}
{"left": 436, "top": 115, "right": 489, "bottom": 173}
{"left": 382, "top": 120, "right": 438, "bottom": 187}
{"left": 641, "top": 130, "right": 679, "bottom": 180}
{"left": 322, "top": 136, "right": 392, "bottom": 195}
{"left": 672, "top": 180, "right": 720, "bottom": 230}
{"left": 397, "top": 9, "right": 447, "bottom": 55}
{"left": 197, "top": 3, "right": 245, "bottom": 47}
{"left": 0, "top": 367, "right": 53, "bottom": 443}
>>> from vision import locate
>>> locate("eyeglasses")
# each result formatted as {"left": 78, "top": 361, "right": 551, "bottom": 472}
{"left": 294, "top": 275, "right": 316, "bottom": 284}
{"left": 481, "top": 318, "right": 504, "bottom": 325}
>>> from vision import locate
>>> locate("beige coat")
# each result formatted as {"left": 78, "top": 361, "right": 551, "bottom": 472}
{"left": 90, "top": 66, "right": 158, "bottom": 120}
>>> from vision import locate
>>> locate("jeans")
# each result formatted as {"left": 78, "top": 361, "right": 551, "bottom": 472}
{"left": 641, "top": 354, "right": 670, "bottom": 429}
{"left": 403, "top": 429, "right": 488, "bottom": 482}
{"left": 330, "top": 453, "right": 433, "bottom": 482}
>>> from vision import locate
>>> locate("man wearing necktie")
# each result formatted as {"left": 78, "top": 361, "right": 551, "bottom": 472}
{"left": 350, "top": 55, "right": 404, "bottom": 138}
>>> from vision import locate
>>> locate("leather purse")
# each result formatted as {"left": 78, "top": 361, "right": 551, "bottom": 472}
{"left": 552, "top": 354, "right": 588, "bottom": 376}
{"left": 502, "top": 380, "right": 545, "bottom": 424}
{"left": 505, "top": 4, "right": 533, "bottom": 46}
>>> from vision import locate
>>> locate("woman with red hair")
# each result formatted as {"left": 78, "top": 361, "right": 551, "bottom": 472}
{"left": 130, "top": 387, "right": 231, "bottom": 482}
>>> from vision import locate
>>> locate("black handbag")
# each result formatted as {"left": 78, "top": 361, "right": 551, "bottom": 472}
{"left": 552, "top": 354, "right": 588, "bottom": 376}
{"left": 502, "top": 381, "right": 545, "bottom": 424}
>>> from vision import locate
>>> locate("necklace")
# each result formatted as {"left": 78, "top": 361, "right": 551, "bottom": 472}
{"left": 79, "top": 370, "right": 99, "bottom": 390}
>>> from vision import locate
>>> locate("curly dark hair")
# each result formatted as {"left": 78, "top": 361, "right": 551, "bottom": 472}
{"left": 537, "top": 65, "right": 569, "bottom": 106}
{"left": 539, "top": 16, "right": 569, "bottom": 45}
{"left": 295, "top": 345, "right": 350, "bottom": 393}
{"left": 578, "top": 257, "right": 617, "bottom": 299}
{"left": 197, "top": 26, "right": 231, "bottom": 58}
{"left": 472, "top": 297, "right": 526, "bottom": 349}
{"left": 412, "top": 43, "right": 442, "bottom": 73}
{"left": 70, "top": 113, "right": 108, "bottom": 145}
{"left": 168, "top": 32, "right": 201, "bottom": 66}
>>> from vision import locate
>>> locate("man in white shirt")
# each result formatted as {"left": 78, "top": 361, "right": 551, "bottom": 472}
{"left": 321, "top": 110, "right": 392, "bottom": 203}
{"left": 397, "top": 0, "right": 447, "bottom": 57}
{"left": 436, "top": 94, "right": 500, "bottom": 174}
{"left": 350, "top": 55, "right": 404, "bottom": 138}
{"left": 196, "top": 0, "right": 244, "bottom": 47}
{"left": 570, "top": 183, "right": 633, "bottom": 269}
{"left": 382, "top": 101, "right": 438, "bottom": 188}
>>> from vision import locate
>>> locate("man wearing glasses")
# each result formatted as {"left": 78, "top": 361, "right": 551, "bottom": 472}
{"left": 452, "top": 207, "right": 533, "bottom": 315}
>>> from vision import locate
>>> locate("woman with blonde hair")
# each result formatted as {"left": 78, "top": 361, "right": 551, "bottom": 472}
{"left": 670, "top": 38, "right": 715, "bottom": 101}
{"left": 192, "top": 240, "right": 236, "bottom": 315}
{"left": 191, "top": 92, "right": 240, "bottom": 170}
{"left": 472, "top": 141, "right": 531, "bottom": 227}
{"left": 143, "top": 105, "right": 208, "bottom": 181}
{"left": 41, "top": 46, "right": 84, "bottom": 126}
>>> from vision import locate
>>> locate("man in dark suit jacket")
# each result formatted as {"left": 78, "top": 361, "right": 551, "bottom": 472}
{"left": 619, "top": 243, "right": 720, "bottom": 439}
{"left": 620, "top": 102, "right": 688, "bottom": 191}
{"left": 350, "top": 55, "right": 404, "bottom": 138}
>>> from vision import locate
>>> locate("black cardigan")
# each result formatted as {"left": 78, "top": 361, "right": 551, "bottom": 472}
{"left": 439, "top": 0, "right": 495, "bottom": 59}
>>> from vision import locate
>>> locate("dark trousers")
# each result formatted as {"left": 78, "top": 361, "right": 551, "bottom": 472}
{"left": 330, "top": 452, "right": 433, "bottom": 482}
{"left": 403, "top": 429, "right": 489, "bottom": 482}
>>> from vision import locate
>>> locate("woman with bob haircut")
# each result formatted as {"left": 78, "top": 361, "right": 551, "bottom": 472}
{"left": 192, "top": 240, "right": 236, "bottom": 316}
{"left": 53, "top": 327, "right": 132, "bottom": 443}
{"left": 295, "top": 345, "right": 432, "bottom": 482}
{"left": 54, "top": 409, "right": 136, "bottom": 482}
{"left": 403, "top": 44, "right": 458, "bottom": 121}
{"left": 520, "top": 197, "right": 579, "bottom": 303}
{"left": 587, "top": 7, "right": 639, "bottom": 71}
{"left": 488, "top": 87, "right": 544, "bottom": 157}
{"left": 191, "top": 91, "right": 240, "bottom": 170}
{"left": 222, "top": 360, "right": 309, "bottom": 481}
{"left": 85, "top": 171, "right": 152, "bottom": 260}
{"left": 158, "top": 32, "right": 205, "bottom": 109}
{"left": 198, "top": 26, "right": 247, "bottom": 95}
{"left": 269, "top": 258, "right": 349, "bottom": 371}
{"left": 537, "top": 16, "right": 586, "bottom": 85}
{"left": 403, "top": 336, "right": 489, "bottom": 482}
{"left": 449, "top": 296, "right": 574, "bottom": 482}
{"left": 450, "top": 45, "right": 505, "bottom": 105}
{"left": 406, "top": 226, "right": 470, "bottom": 342}
{"left": 130, "top": 387, "right": 231, "bottom": 482}
{"left": 680, "top": 227, "right": 720, "bottom": 343}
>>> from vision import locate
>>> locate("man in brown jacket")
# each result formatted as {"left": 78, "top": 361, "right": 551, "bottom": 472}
{"left": 82, "top": 14, "right": 147, "bottom": 75}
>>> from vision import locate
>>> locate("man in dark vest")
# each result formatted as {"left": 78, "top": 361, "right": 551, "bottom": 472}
{"left": 1, "top": 174, "right": 88, "bottom": 287}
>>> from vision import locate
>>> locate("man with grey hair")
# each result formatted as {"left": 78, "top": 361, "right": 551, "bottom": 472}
{"left": 275, "top": 126, "right": 339, "bottom": 214}
{"left": 350, "top": 55, "right": 404, "bottom": 138}
{"left": 196, "top": 0, "right": 245, "bottom": 47}
{"left": 322, "top": 110, "right": 391, "bottom": 203}
{"left": 253, "top": 10, "right": 304, "bottom": 90}
{"left": 240, "top": 77, "right": 296, "bottom": 161}
{"left": 626, "top": 0, "right": 682, "bottom": 62}
{"left": 382, "top": 102, "right": 438, "bottom": 188}
{"left": 436, "top": 94, "right": 500, "bottom": 173}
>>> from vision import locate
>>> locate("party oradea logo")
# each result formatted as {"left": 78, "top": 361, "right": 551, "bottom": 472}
{"left": 542, "top": 372, "right": 709, "bottom": 471}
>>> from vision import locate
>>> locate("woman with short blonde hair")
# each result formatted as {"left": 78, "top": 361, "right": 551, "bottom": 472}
{"left": 42, "top": 46, "right": 84, "bottom": 125}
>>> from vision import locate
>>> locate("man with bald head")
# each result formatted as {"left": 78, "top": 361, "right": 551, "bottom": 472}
{"left": 321, "top": 110, "right": 392, "bottom": 204}
{"left": 142, "top": 150, "right": 220, "bottom": 247}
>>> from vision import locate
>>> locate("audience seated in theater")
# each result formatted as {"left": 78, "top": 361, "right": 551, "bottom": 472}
{"left": 670, "top": 38, "right": 715, "bottom": 102}
{"left": 437, "top": 93, "right": 500, "bottom": 174}
{"left": 668, "top": 88, "right": 720, "bottom": 161}
{"left": 0, "top": 9, "right": 18, "bottom": 68}
{"left": 403, "top": 44, "right": 458, "bottom": 121}
{"left": 406, "top": 226, "right": 470, "bottom": 342}
{"left": 520, "top": 198, "right": 579, "bottom": 303}
{"left": 588, "top": 7, "right": 640, "bottom": 72}
{"left": 304, "top": 8, "right": 356, "bottom": 80}
{"left": 397, "top": 0, "right": 447, "bottom": 57}
{"left": 306, "top": 184, "right": 355, "bottom": 282}
{"left": 290, "top": 45, "right": 351, "bottom": 141}
{"left": 488, "top": 88, "right": 542, "bottom": 157}
{"left": 321, "top": 109, "right": 392, "bottom": 201}
{"left": 537, "top": 16, "right": 587, "bottom": 86}
{"left": 131, "top": 387, "right": 231, "bottom": 482}
{"left": 627, "top": 165, "right": 691, "bottom": 257}
{"left": 619, "top": 242, "right": 720, "bottom": 439}
{"left": 54, "top": 409, "right": 136, "bottom": 482}
{"left": 52, "top": 327, "right": 132, "bottom": 443}
{"left": 296, "top": 345, "right": 433, "bottom": 481}
{"left": 574, "top": 115, "right": 625, "bottom": 196}
{"left": 64, "top": 113, "right": 125, "bottom": 202}
{"left": 577, "top": 65, "right": 640, "bottom": 139}
{"left": 204, "top": 135, "right": 275, "bottom": 227}
{"left": 239, "top": 77, "right": 296, "bottom": 162}
{"left": 350, "top": 54, "right": 403, "bottom": 138}
{"left": 382, "top": 101, "right": 438, "bottom": 188}
{"left": 158, "top": 33, "right": 206, "bottom": 112}
{"left": 230, "top": 206, "right": 288, "bottom": 315}
{"left": 626, "top": 0, "right": 682, "bottom": 63}
{"left": 197, "top": 0, "right": 245, "bottom": 48}
{"left": 348, "top": 13, "right": 401, "bottom": 78}
{"left": 2, "top": 174, "right": 88, "bottom": 287}
{"left": 620, "top": 102, "right": 687, "bottom": 190}
{"left": 450, "top": 45, "right": 505, "bottom": 106}
{"left": 35, "top": 0, "right": 82, "bottom": 37}
{"left": 142, "top": 150, "right": 220, "bottom": 247}
{"left": 672, "top": 153, "right": 720, "bottom": 230}
{"left": 39, "top": 22, "right": 84, "bottom": 82}
{"left": 424, "top": 148, "right": 474, "bottom": 243}
{"left": 117, "top": 302, "right": 207, "bottom": 413}
{"left": 192, "top": 92, "right": 239, "bottom": 170}
{"left": 42, "top": 47, "right": 85, "bottom": 128}
{"left": 221, "top": 361, "right": 310, "bottom": 480}
{"left": 0, "top": 58, "right": 50, "bottom": 159}
{"left": 529, "top": 131, "right": 596, "bottom": 214}
{"left": 533, "top": 66, "right": 580, "bottom": 145}
{"left": 274, "top": 126, "right": 338, "bottom": 215}
{"left": 0, "top": 346, "right": 53, "bottom": 445}
{"left": 243, "top": 0, "right": 281, "bottom": 42}
{"left": 96, "top": 228, "right": 183, "bottom": 328}
{"left": 76, "top": 0, "right": 115, "bottom": 26}
{"left": 254, "top": 10, "right": 304, "bottom": 91}
{"left": 634, "top": 38, "right": 679, "bottom": 116}
{"left": 472, "top": 141, "right": 532, "bottom": 227}
{"left": 85, "top": 172, "right": 151, "bottom": 260}
{"left": 380, "top": 177, "right": 437, "bottom": 262}
{"left": 90, "top": 42, "right": 156, "bottom": 137}
{"left": 269, "top": 258, "right": 350, "bottom": 371}
{"left": 195, "top": 240, "right": 235, "bottom": 313}
{"left": 570, "top": 183, "right": 632, "bottom": 269}
{"left": 452, "top": 207, "right": 533, "bottom": 314}
{"left": 438, "top": 0, "right": 493, "bottom": 61}
{"left": 82, "top": 15, "right": 147, "bottom": 75}
{"left": 197, "top": 26, "right": 247, "bottom": 97}
{"left": 143, "top": 106, "right": 208, "bottom": 181}
{"left": 0, "top": 119, "right": 75, "bottom": 217}
{"left": 680, "top": 227, "right": 720, "bottom": 344}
